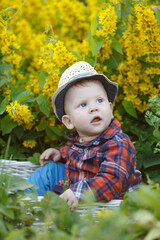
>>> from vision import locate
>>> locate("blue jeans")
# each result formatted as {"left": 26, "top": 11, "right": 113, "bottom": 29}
{"left": 28, "top": 161, "right": 66, "bottom": 196}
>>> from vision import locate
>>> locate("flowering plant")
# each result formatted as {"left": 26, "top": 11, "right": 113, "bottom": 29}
{"left": 0, "top": 0, "right": 160, "bottom": 180}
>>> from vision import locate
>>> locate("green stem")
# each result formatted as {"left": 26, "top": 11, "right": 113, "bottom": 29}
{"left": 4, "top": 135, "right": 11, "bottom": 160}
{"left": 8, "top": 0, "right": 26, "bottom": 21}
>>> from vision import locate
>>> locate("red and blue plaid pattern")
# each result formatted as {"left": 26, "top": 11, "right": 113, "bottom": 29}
{"left": 54, "top": 118, "right": 142, "bottom": 201}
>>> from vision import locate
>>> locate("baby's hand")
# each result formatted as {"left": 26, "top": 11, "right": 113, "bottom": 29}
{"left": 40, "top": 148, "right": 61, "bottom": 166}
{"left": 60, "top": 189, "right": 78, "bottom": 210}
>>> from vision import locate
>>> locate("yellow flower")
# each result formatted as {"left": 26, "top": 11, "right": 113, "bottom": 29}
{"left": 40, "top": 40, "right": 77, "bottom": 98}
{"left": 109, "top": 0, "right": 120, "bottom": 4}
{"left": 96, "top": 5, "right": 118, "bottom": 38}
{"left": 114, "top": 110, "right": 123, "bottom": 124}
{"left": 6, "top": 101, "right": 34, "bottom": 129}
{"left": 66, "top": 39, "right": 89, "bottom": 59}
{"left": 85, "top": 0, "right": 100, "bottom": 21}
{"left": 146, "top": 67, "right": 160, "bottom": 75}
{"left": 53, "top": 40, "right": 76, "bottom": 68}
{"left": 48, "top": 117, "right": 56, "bottom": 127}
{"left": 3, "top": 88, "right": 12, "bottom": 101}
{"left": 0, "top": 16, "right": 22, "bottom": 81}
{"left": 23, "top": 140, "right": 37, "bottom": 149}
{"left": 115, "top": 4, "right": 160, "bottom": 113}
{"left": 1, "top": 0, "right": 160, "bottom": 120}
{"left": 111, "top": 74, "right": 117, "bottom": 82}
{"left": 95, "top": 63, "right": 101, "bottom": 72}
{"left": 57, "top": 124, "right": 64, "bottom": 130}
{"left": 25, "top": 74, "right": 41, "bottom": 96}
{"left": 96, "top": 37, "right": 112, "bottom": 62}
{"left": 103, "top": 65, "right": 107, "bottom": 72}
{"left": 97, "top": 208, "right": 112, "bottom": 217}
{"left": 56, "top": 0, "right": 89, "bottom": 40}
{"left": 40, "top": 40, "right": 76, "bottom": 72}
{"left": 42, "top": 70, "right": 60, "bottom": 99}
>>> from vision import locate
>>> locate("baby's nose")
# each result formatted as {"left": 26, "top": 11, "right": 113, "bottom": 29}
{"left": 89, "top": 105, "right": 98, "bottom": 113}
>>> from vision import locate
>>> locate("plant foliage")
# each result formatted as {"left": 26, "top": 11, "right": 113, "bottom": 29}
{"left": 1, "top": 172, "right": 160, "bottom": 239}
{"left": 0, "top": 0, "right": 160, "bottom": 179}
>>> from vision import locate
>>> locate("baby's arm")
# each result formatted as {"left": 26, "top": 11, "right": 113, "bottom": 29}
{"left": 40, "top": 148, "right": 61, "bottom": 166}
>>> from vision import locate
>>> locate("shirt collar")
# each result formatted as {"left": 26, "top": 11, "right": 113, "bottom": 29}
{"left": 65, "top": 118, "right": 121, "bottom": 147}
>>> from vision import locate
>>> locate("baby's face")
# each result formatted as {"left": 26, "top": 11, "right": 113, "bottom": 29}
{"left": 62, "top": 80, "right": 113, "bottom": 142}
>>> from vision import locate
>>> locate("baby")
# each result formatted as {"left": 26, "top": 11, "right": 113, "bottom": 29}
{"left": 29, "top": 61, "right": 142, "bottom": 207}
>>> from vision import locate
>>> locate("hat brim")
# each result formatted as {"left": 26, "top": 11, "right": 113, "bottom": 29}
{"left": 52, "top": 73, "right": 118, "bottom": 121}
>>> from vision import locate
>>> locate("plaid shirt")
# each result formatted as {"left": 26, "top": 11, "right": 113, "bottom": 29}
{"left": 53, "top": 118, "right": 142, "bottom": 202}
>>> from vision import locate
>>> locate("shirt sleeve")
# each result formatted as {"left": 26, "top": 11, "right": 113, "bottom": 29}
{"left": 58, "top": 144, "right": 70, "bottom": 162}
{"left": 69, "top": 139, "right": 138, "bottom": 202}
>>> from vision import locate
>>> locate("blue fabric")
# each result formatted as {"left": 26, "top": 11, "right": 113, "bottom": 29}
{"left": 27, "top": 161, "right": 66, "bottom": 196}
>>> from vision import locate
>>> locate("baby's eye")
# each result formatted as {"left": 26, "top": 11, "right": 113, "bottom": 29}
{"left": 97, "top": 98, "right": 103, "bottom": 103}
{"left": 80, "top": 103, "right": 86, "bottom": 108}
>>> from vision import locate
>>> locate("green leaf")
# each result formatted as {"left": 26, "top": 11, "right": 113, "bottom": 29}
{"left": 42, "top": 191, "right": 68, "bottom": 211}
{"left": 122, "top": 100, "right": 138, "bottom": 118}
{"left": 145, "top": 228, "right": 160, "bottom": 240}
{"left": 3, "top": 229, "right": 24, "bottom": 240}
{"left": 121, "top": 0, "right": 132, "bottom": 22}
{"left": 39, "top": 70, "right": 49, "bottom": 90}
{"left": 37, "top": 120, "right": 48, "bottom": 131}
{"left": 90, "top": 17, "right": 98, "bottom": 36}
{"left": 36, "top": 94, "right": 50, "bottom": 117}
{"left": 0, "top": 98, "right": 8, "bottom": 115}
{"left": 44, "top": 23, "right": 50, "bottom": 34}
{"left": 13, "top": 126, "right": 24, "bottom": 140}
{"left": 71, "top": 50, "right": 82, "bottom": 60}
{"left": 17, "top": 94, "right": 32, "bottom": 103}
{"left": 12, "top": 88, "right": 34, "bottom": 104}
{"left": 111, "top": 38, "right": 123, "bottom": 55}
{"left": 129, "top": 184, "right": 160, "bottom": 215}
{"left": 6, "top": 175, "right": 37, "bottom": 191}
{"left": 48, "top": 126, "right": 64, "bottom": 136}
{"left": 114, "top": 3, "right": 121, "bottom": 18}
{"left": 0, "top": 219, "right": 7, "bottom": 235}
{"left": 46, "top": 127, "right": 57, "bottom": 141}
{"left": 144, "top": 155, "right": 160, "bottom": 168}
{"left": 0, "top": 78, "right": 8, "bottom": 87}
{"left": 23, "top": 129, "right": 37, "bottom": 140}
{"left": 1, "top": 115, "right": 17, "bottom": 135}
{"left": 11, "top": 87, "right": 32, "bottom": 102}
{"left": 0, "top": 206, "right": 14, "bottom": 219}
{"left": 143, "top": 141, "right": 152, "bottom": 157}
{"left": 0, "top": 138, "right": 5, "bottom": 145}
{"left": 49, "top": 47, "right": 53, "bottom": 60}
{"left": 0, "top": 63, "right": 11, "bottom": 74}
{"left": 105, "top": 49, "right": 121, "bottom": 69}
{"left": 155, "top": 9, "right": 160, "bottom": 25}
{"left": 145, "top": 111, "right": 154, "bottom": 126}
{"left": 27, "top": 152, "right": 41, "bottom": 164}
{"left": 97, "top": 0, "right": 104, "bottom": 7}
{"left": 4, "top": 6, "right": 16, "bottom": 12}
{"left": 89, "top": 35, "right": 104, "bottom": 56}
{"left": 0, "top": 64, "right": 11, "bottom": 86}
{"left": 3, "top": 145, "right": 28, "bottom": 160}
{"left": 153, "top": 129, "right": 160, "bottom": 140}
{"left": 85, "top": 52, "right": 97, "bottom": 67}
{"left": 122, "top": 0, "right": 132, "bottom": 16}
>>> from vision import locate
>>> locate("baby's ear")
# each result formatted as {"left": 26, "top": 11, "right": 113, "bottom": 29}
{"left": 110, "top": 102, "right": 113, "bottom": 111}
{"left": 109, "top": 102, "right": 114, "bottom": 117}
{"left": 62, "top": 115, "right": 74, "bottom": 130}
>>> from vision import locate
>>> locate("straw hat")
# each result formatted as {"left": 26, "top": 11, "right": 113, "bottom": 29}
{"left": 52, "top": 61, "right": 118, "bottom": 121}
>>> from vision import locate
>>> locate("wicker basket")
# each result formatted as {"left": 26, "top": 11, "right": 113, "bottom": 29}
{"left": 0, "top": 159, "right": 122, "bottom": 210}
{"left": 0, "top": 159, "right": 39, "bottom": 180}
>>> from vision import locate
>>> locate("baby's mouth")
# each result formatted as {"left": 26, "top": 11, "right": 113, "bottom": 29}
{"left": 91, "top": 116, "right": 102, "bottom": 124}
